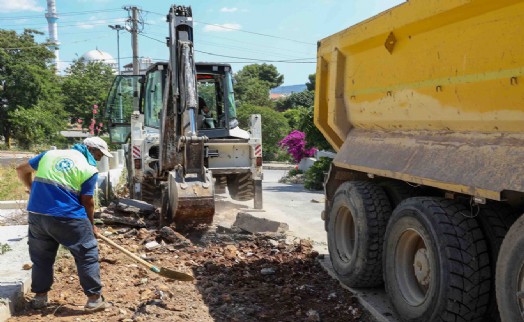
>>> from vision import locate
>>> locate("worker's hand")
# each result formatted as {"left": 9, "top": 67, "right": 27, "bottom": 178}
{"left": 93, "top": 225, "right": 99, "bottom": 238}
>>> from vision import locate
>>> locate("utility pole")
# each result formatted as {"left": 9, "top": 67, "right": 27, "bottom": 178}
{"left": 131, "top": 6, "right": 139, "bottom": 75}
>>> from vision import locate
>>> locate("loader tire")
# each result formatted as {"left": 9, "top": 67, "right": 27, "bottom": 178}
{"left": 383, "top": 197, "right": 490, "bottom": 322}
{"left": 476, "top": 203, "right": 519, "bottom": 322}
{"left": 141, "top": 178, "right": 162, "bottom": 206}
{"left": 227, "top": 173, "right": 254, "bottom": 201}
{"left": 327, "top": 181, "right": 391, "bottom": 288}
{"left": 496, "top": 213, "right": 524, "bottom": 322}
{"left": 214, "top": 176, "right": 227, "bottom": 194}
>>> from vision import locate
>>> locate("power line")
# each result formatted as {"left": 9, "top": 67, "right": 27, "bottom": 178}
{"left": 1, "top": 16, "right": 126, "bottom": 28}
{"left": 138, "top": 33, "right": 315, "bottom": 64}
{"left": 0, "top": 8, "right": 122, "bottom": 20}
{"left": 141, "top": 9, "right": 315, "bottom": 46}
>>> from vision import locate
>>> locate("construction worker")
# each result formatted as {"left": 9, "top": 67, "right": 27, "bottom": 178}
{"left": 16, "top": 137, "right": 112, "bottom": 312}
{"left": 199, "top": 96, "right": 215, "bottom": 128}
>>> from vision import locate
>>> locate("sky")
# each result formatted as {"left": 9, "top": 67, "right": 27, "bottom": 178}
{"left": 0, "top": 0, "right": 404, "bottom": 86}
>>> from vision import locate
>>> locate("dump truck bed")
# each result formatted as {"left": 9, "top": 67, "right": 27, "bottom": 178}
{"left": 314, "top": 0, "right": 524, "bottom": 200}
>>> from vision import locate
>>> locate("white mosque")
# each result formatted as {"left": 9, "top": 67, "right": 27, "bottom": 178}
{"left": 80, "top": 49, "right": 118, "bottom": 73}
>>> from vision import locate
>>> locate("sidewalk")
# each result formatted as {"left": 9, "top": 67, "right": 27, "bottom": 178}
{"left": 0, "top": 225, "right": 31, "bottom": 322}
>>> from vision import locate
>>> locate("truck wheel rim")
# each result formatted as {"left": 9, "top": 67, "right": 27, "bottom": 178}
{"left": 518, "top": 264, "right": 524, "bottom": 315}
{"left": 395, "top": 228, "right": 430, "bottom": 306}
{"left": 335, "top": 207, "right": 355, "bottom": 263}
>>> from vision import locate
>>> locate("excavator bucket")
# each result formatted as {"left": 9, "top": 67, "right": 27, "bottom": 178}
{"left": 165, "top": 169, "right": 215, "bottom": 230}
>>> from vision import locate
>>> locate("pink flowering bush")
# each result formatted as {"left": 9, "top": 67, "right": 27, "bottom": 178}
{"left": 279, "top": 130, "right": 317, "bottom": 163}
{"left": 78, "top": 104, "right": 104, "bottom": 135}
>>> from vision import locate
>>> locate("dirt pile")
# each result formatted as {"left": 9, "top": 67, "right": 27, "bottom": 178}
{"left": 8, "top": 201, "right": 372, "bottom": 322}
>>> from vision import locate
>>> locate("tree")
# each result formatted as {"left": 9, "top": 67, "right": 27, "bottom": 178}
{"left": 281, "top": 106, "right": 309, "bottom": 129}
{"left": 234, "top": 78, "right": 273, "bottom": 107}
{"left": 0, "top": 29, "right": 64, "bottom": 147}
{"left": 10, "top": 101, "right": 67, "bottom": 149}
{"left": 235, "top": 64, "right": 284, "bottom": 89}
{"left": 297, "top": 106, "right": 332, "bottom": 151}
{"left": 61, "top": 59, "right": 115, "bottom": 131}
{"left": 306, "top": 73, "right": 316, "bottom": 91}
{"left": 275, "top": 90, "right": 315, "bottom": 111}
{"left": 236, "top": 103, "right": 290, "bottom": 161}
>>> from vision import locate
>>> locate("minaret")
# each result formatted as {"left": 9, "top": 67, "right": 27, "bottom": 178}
{"left": 45, "top": 0, "right": 60, "bottom": 72}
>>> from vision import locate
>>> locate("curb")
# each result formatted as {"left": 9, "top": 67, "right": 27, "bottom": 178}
{"left": 318, "top": 255, "right": 400, "bottom": 322}
{"left": 263, "top": 163, "right": 295, "bottom": 171}
{"left": 0, "top": 201, "right": 27, "bottom": 210}
{"left": 0, "top": 226, "right": 31, "bottom": 322}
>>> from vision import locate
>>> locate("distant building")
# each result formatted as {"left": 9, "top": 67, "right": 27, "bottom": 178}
{"left": 80, "top": 49, "right": 118, "bottom": 72}
{"left": 269, "top": 84, "right": 307, "bottom": 100}
{"left": 121, "top": 58, "right": 154, "bottom": 75}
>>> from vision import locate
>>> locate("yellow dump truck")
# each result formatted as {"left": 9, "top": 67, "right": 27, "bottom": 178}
{"left": 314, "top": 0, "right": 524, "bottom": 321}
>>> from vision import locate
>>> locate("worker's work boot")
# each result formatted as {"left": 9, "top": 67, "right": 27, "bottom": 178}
{"left": 30, "top": 293, "right": 48, "bottom": 309}
{"left": 84, "top": 294, "right": 107, "bottom": 312}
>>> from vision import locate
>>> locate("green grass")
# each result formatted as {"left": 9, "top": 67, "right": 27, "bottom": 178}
{"left": 0, "top": 164, "right": 28, "bottom": 201}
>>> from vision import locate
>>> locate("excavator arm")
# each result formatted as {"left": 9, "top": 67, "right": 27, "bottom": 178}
{"left": 159, "top": 4, "right": 214, "bottom": 229}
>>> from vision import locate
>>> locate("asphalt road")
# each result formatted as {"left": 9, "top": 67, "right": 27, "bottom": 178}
{"left": 215, "top": 169, "right": 328, "bottom": 253}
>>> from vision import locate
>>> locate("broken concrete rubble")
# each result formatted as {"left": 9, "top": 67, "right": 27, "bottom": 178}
{"left": 233, "top": 212, "right": 289, "bottom": 234}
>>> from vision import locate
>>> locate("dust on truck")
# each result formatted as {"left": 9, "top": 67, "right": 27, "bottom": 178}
{"left": 314, "top": 0, "right": 524, "bottom": 321}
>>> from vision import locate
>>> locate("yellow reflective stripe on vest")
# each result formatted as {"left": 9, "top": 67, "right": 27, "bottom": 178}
{"left": 35, "top": 150, "right": 98, "bottom": 192}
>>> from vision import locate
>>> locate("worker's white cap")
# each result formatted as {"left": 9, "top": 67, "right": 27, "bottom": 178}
{"left": 83, "top": 137, "right": 113, "bottom": 158}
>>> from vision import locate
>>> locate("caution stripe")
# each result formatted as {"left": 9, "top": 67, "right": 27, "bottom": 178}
{"left": 254, "top": 145, "right": 262, "bottom": 157}
{"left": 132, "top": 145, "right": 141, "bottom": 159}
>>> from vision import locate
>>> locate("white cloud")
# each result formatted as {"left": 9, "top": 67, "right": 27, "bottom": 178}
{"left": 0, "top": 0, "right": 44, "bottom": 13}
{"left": 203, "top": 23, "right": 241, "bottom": 32}
{"left": 220, "top": 7, "right": 238, "bottom": 13}
{"left": 76, "top": 16, "right": 106, "bottom": 30}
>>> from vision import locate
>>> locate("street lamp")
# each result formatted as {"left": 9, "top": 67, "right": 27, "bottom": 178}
{"left": 108, "top": 24, "right": 125, "bottom": 74}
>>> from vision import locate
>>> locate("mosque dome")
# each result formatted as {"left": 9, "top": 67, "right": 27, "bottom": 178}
{"left": 81, "top": 49, "right": 116, "bottom": 64}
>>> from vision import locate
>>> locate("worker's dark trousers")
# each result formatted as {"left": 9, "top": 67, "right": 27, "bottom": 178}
{"left": 28, "top": 212, "right": 102, "bottom": 296}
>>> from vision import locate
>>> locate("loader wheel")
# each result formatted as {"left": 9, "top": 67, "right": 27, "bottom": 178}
{"left": 327, "top": 181, "right": 391, "bottom": 288}
{"left": 159, "top": 186, "right": 172, "bottom": 227}
{"left": 383, "top": 197, "right": 490, "bottom": 322}
{"left": 476, "top": 203, "right": 519, "bottom": 322}
{"left": 496, "top": 213, "right": 524, "bottom": 322}
{"left": 214, "top": 176, "right": 227, "bottom": 194}
{"left": 141, "top": 178, "right": 162, "bottom": 206}
{"left": 227, "top": 173, "right": 254, "bottom": 201}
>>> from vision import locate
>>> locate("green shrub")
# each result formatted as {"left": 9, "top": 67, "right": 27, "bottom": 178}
{"left": 287, "top": 168, "right": 303, "bottom": 177}
{"left": 304, "top": 157, "right": 332, "bottom": 190}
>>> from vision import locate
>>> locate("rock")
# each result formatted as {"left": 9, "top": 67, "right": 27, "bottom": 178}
{"left": 260, "top": 267, "right": 276, "bottom": 275}
{"left": 137, "top": 228, "right": 150, "bottom": 240}
{"left": 233, "top": 212, "right": 289, "bottom": 234}
{"left": 159, "top": 226, "right": 192, "bottom": 246}
{"left": 22, "top": 263, "right": 32, "bottom": 270}
{"left": 145, "top": 241, "right": 160, "bottom": 250}
{"left": 223, "top": 245, "right": 237, "bottom": 259}
{"left": 113, "top": 198, "right": 156, "bottom": 215}
{"left": 306, "top": 309, "right": 320, "bottom": 321}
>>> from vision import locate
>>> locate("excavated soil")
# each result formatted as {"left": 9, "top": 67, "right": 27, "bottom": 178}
{"left": 8, "top": 201, "right": 373, "bottom": 322}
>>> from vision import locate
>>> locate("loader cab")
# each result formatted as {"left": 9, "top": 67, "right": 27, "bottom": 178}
{"left": 105, "top": 74, "right": 143, "bottom": 144}
{"left": 196, "top": 63, "right": 245, "bottom": 139}
{"left": 142, "top": 64, "right": 166, "bottom": 129}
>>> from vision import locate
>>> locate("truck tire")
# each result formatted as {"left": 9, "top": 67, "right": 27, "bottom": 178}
{"left": 227, "top": 173, "right": 254, "bottom": 201}
{"left": 327, "top": 181, "right": 391, "bottom": 288}
{"left": 378, "top": 180, "right": 422, "bottom": 208}
{"left": 476, "top": 203, "right": 519, "bottom": 322}
{"left": 383, "top": 197, "right": 491, "bottom": 322}
{"left": 496, "top": 213, "right": 524, "bottom": 322}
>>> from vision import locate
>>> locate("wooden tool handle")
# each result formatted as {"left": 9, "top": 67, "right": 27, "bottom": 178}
{"left": 98, "top": 234, "right": 155, "bottom": 270}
